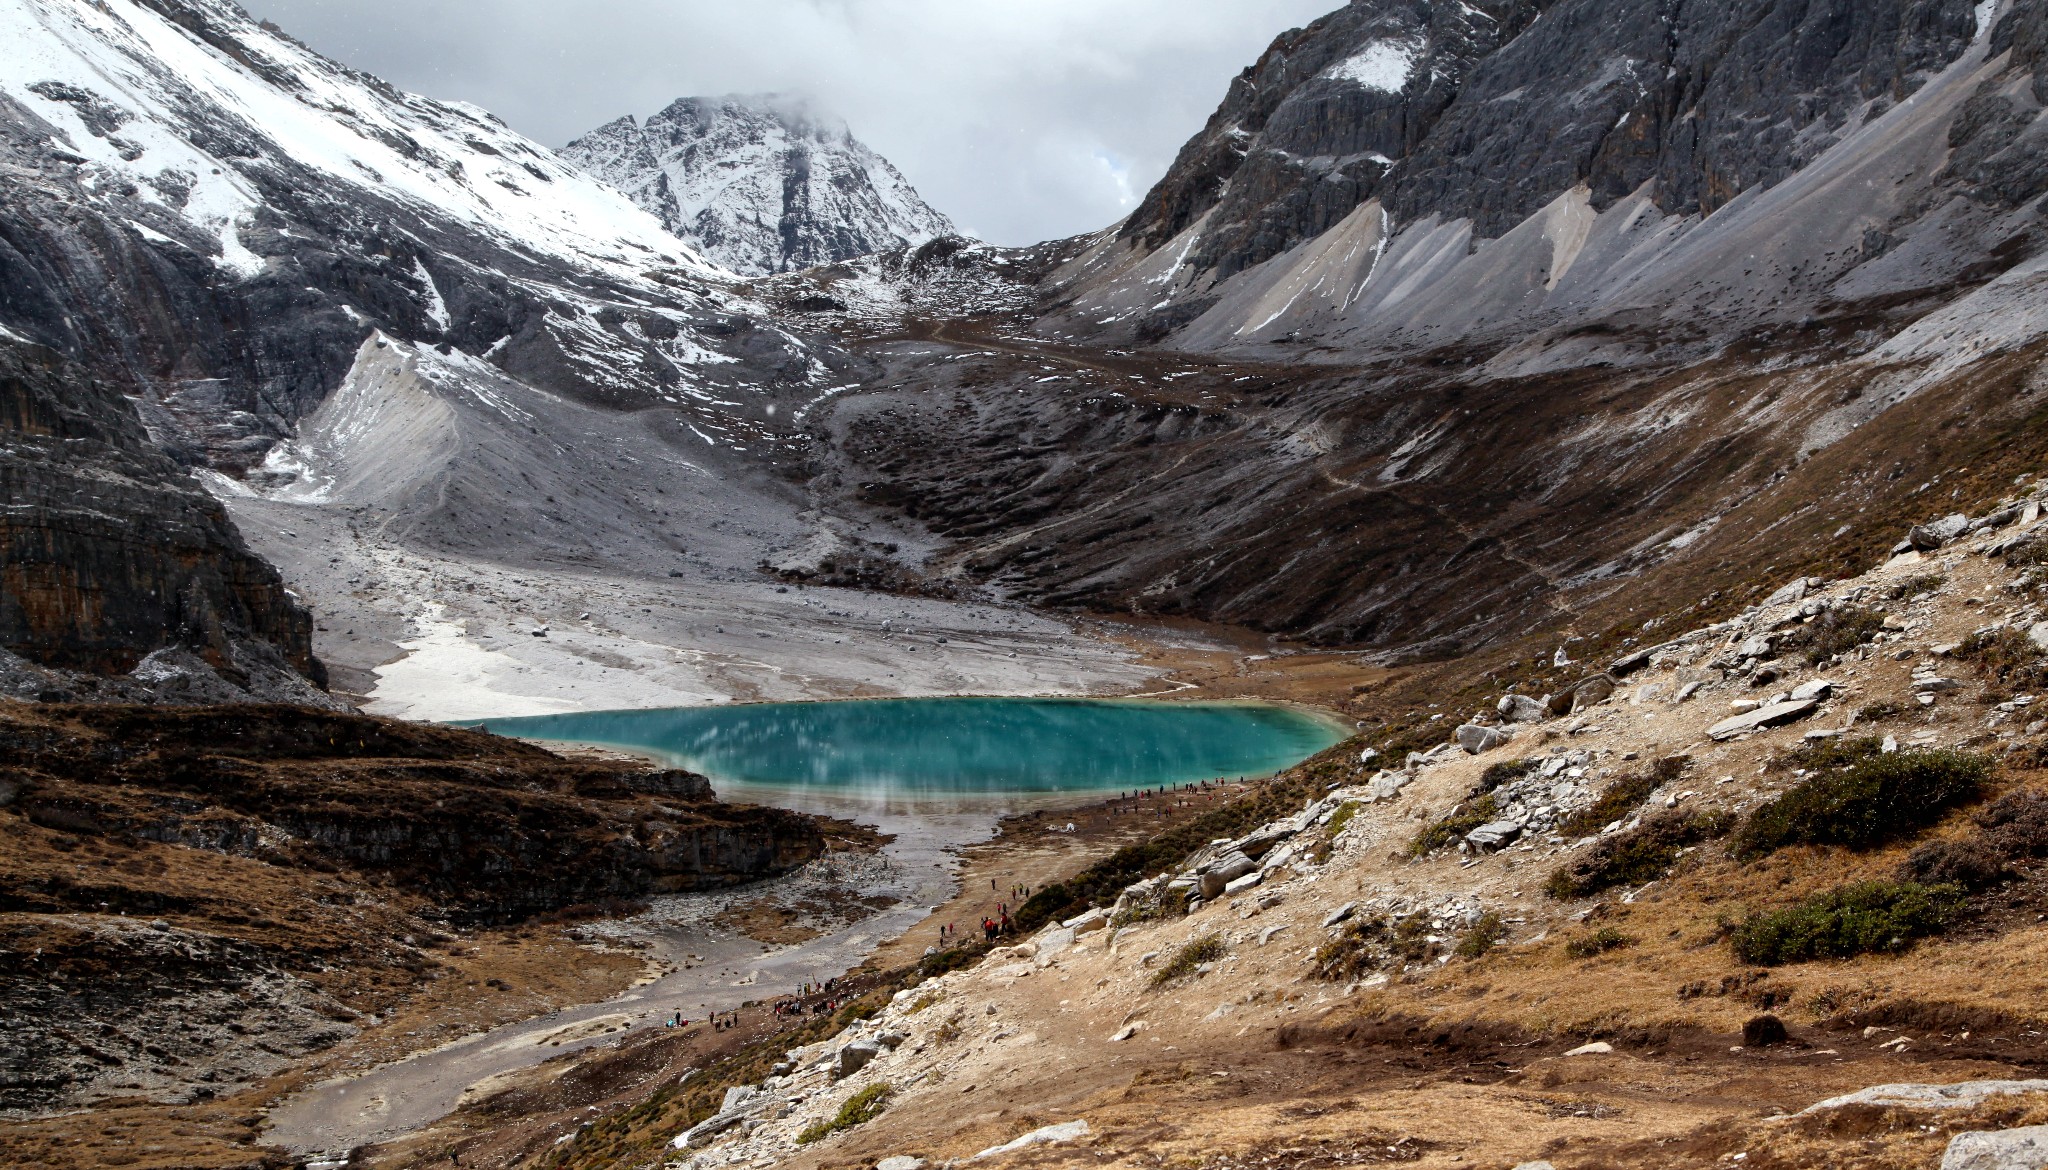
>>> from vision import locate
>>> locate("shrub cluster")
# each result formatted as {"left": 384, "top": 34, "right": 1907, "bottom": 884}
{"left": 1781, "top": 606, "right": 1887, "bottom": 665}
{"left": 1728, "top": 881, "right": 1964, "bottom": 966}
{"left": 1151, "top": 934, "right": 1227, "bottom": 987}
{"left": 1957, "top": 627, "right": 2048, "bottom": 694}
{"left": 797, "top": 1083, "right": 892, "bottom": 1144}
{"left": 1730, "top": 749, "right": 1993, "bottom": 860}
{"left": 1312, "top": 914, "right": 1437, "bottom": 980}
{"left": 1564, "top": 927, "right": 1635, "bottom": 959}
{"left": 1899, "top": 787, "right": 2048, "bottom": 892}
{"left": 1555, "top": 756, "right": 1687, "bottom": 838}
{"left": 1405, "top": 794, "right": 1499, "bottom": 858}
{"left": 1544, "top": 808, "right": 1733, "bottom": 900}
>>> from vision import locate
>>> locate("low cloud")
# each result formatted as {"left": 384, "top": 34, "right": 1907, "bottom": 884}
{"left": 242, "top": 0, "right": 1338, "bottom": 244}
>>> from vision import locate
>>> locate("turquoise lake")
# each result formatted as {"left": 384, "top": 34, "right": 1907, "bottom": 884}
{"left": 463, "top": 697, "right": 1347, "bottom": 811}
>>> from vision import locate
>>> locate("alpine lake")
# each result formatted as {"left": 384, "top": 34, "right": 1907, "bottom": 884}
{"left": 462, "top": 696, "right": 1348, "bottom": 815}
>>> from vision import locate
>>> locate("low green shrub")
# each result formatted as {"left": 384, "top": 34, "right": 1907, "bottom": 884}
{"left": 1151, "top": 934, "right": 1226, "bottom": 987}
{"left": 1728, "top": 881, "right": 1964, "bottom": 966}
{"left": 1731, "top": 749, "right": 1993, "bottom": 860}
{"left": 1888, "top": 574, "right": 1946, "bottom": 600}
{"left": 1325, "top": 800, "right": 1362, "bottom": 836}
{"left": 1564, "top": 928, "right": 1635, "bottom": 959}
{"left": 1476, "top": 758, "right": 1539, "bottom": 794}
{"left": 1544, "top": 809, "right": 1734, "bottom": 900}
{"left": 1895, "top": 787, "right": 2048, "bottom": 892}
{"left": 1312, "top": 914, "right": 1439, "bottom": 979}
{"left": 1406, "top": 794, "right": 1498, "bottom": 857}
{"left": 1555, "top": 756, "right": 1687, "bottom": 838}
{"left": 1454, "top": 912, "right": 1507, "bottom": 959}
{"left": 1958, "top": 628, "right": 2048, "bottom": 694}
{"left": 797, "top": 1083, "right": 892, "bottom": 1144}
{"left": 1782, "top": 606, "right": 1888, "bottom": 665}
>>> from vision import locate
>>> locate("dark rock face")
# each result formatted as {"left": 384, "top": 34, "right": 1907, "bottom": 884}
{"left": 1386, "top": 0, "right": 1979, "bottom": 233}
{"left": 1122, "top": 0, "right": 1984, "bottom": 280}
{"left": 0, "top": 340, "right": 322, "bottom": 682}
{"left": 1121, "top": 0, "right": 1535, "bottom": 279}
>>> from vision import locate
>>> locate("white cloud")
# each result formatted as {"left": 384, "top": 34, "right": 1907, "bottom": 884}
{"left": 240, "top": 0, "right": 1339, "bottom": 245}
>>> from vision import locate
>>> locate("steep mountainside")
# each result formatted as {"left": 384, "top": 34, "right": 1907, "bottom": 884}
{"left": 0, "top": 336, "right": 327, "bottom": 697}
{"left": 563, "top": 95, "right": 955, "bottom": 277}
{"left": 807, "top": 0, "right": 2048, "bottom": 660}
{"left": 0, "top": 0, "right": 891, "bottom": 692}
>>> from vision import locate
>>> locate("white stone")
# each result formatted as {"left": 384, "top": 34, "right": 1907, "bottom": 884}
{"left": 1564, "top": 1041, "right": 1614, "bottom": 1057}
{"left": 972, "top": 1120, "right": 1090, "bottom": 1159}
{"left": 1944, "top": 1126, "right": 2048, "bottom": 1170}
{"left": 1803, "top": 1080, "right": 2048, "bottom": 1114}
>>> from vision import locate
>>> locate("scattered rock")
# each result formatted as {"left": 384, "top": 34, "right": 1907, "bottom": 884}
{"left": 1789, "top": 680, "right": 1835, "bottom": 702}
{"left": 1499, "top": 693, "right": 1550, "bottom": 723}
{"left": 1223, "top": 872, "right": 1263, "bottom": 896}
{"left": 877, "top": 1158, "right": 927, "bottom": 1170}
{"left": 1322, "top": 902, "right": 1358, "bottom": 928}
{"left": 1563, "top": 1042, "right": 1614, "bottom": 1057}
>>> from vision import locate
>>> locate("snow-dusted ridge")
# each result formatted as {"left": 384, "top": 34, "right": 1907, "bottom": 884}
{"left": 0, "top": 0, "right": 725, "bottom": 283}
{"left": 563, "top": 93, "right": 955, "bottom": 277}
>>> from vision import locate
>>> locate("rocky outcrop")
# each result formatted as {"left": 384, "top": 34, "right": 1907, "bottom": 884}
{"left": 0, "top": 339, "right": 324, "bottom": 688}
{"left": 564, "top": 94, "right": 955, "bottom": 276}
{"left": 0, "top": 703, "right": 833, "bottom": 922}
{"left": 0, "top": 917, "right": 357, "bottom": 1113}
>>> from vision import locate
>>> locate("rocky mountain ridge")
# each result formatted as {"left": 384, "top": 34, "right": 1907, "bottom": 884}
{"left": 563, "top": 94, "right": 955, "bottom": 277}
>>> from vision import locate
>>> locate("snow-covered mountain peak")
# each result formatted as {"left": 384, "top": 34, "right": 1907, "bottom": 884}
{"left": 563, "top": 93, "right": 956, "bottom": 277}
{"left": 0, "top": 0, "right": 724, "bottom": 284}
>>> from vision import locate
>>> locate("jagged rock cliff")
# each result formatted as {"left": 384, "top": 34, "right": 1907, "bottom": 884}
{"left": 0, "top": 337, "right": 326, "bottom": 694}
{"left": 562, "top": 94, "right": 955, "bottom": 277}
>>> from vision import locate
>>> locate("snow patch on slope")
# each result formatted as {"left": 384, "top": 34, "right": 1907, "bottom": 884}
{"left": 1325, "top": 40, "right": 1421, "bottom": 93}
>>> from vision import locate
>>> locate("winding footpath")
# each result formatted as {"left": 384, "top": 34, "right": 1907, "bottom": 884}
{"left": 265, "top": 809, "right": 987, "bottom": 1160}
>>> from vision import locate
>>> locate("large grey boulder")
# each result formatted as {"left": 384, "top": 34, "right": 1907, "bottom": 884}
{"left": 1763, "top": 577, "right": 1815, "bottom": 607}
{"left": 835, "top": 1040, "right": 882, "bottom": 1077}
{"left": 1464, "top": 820, "right": 1523, "bottom": 850}
{"left": 1199, "top": 851, "right": 1257, "bottom": 899}
{"left": 1942, "top": 1126, "right": 2048, "bottom": 1170}
{"left": 1803, "top": 1080, "right": 2048, "bottom": 1114}
{"left": 1911, "top": 513, "right": 1971, "bottom": 550}
{"left": 1498, "top": 693, "right": 1549, "bottom": 723}
{"left": 1707, "top": 699, "right": 1818, "bottom": 741}
{"left": 1455, "top": 724, "right": 1508, "bottom": 754}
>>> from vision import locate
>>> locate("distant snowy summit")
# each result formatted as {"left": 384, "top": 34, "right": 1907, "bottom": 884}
{"left": 563, "top": 94, "right": 955, "bottom": 277}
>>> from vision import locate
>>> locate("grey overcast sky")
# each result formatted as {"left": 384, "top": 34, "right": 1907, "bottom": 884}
{"left": 237, "top": 0, "right": 1340, "bottom": 245}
